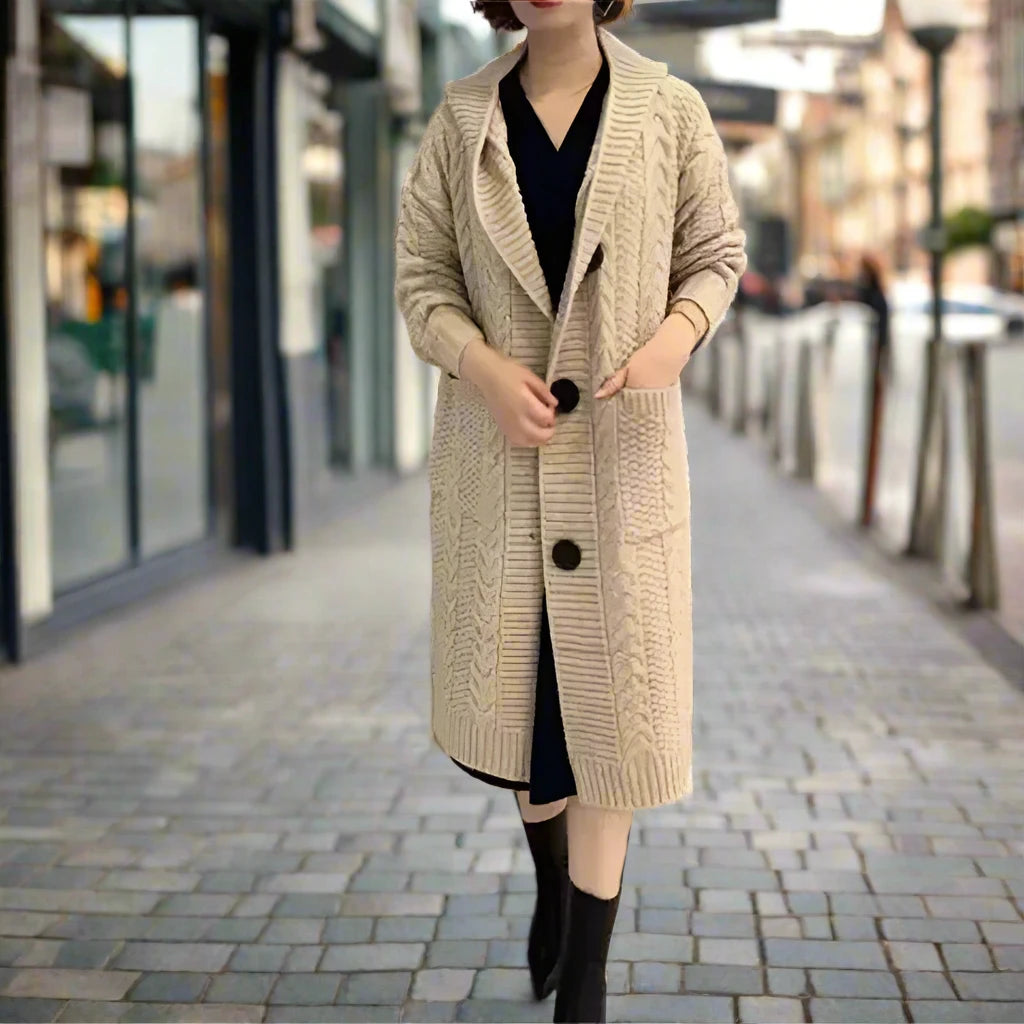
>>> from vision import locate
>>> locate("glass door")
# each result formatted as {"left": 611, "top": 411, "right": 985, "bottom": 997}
{"left": 40, "top": 9, "right": 132, "bottom": 590}
{"left": 41, "top": 4, "right": 213, "bottom": 592}
{"left": 130, "top": 15, "right": 208, "bottom": 558}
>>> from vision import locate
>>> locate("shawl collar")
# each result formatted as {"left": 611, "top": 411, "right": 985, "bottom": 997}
{"left": 445, "top": 30, "right": 668, "bottom": 370}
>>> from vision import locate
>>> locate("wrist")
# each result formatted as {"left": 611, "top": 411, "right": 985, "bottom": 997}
{"left": 669, "top": 300, "right": 708, "bottom": 353}
{"left": 648, "top": 314, "right": 695, "bottom": 366}
{"left": 666, "top": 311, "right": 699, "bottom": 355}
{"left": 459, "top": 336, "right": 502, "bottom": 387}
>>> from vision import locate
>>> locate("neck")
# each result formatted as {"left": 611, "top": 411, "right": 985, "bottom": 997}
{"left": 522, "top": 23, "right": 602, "bottom": 96}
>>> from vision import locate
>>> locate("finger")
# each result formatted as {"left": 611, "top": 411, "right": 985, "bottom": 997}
{"left": 520, "top": 418, "right": 554, "bottom": 444}
{"left": 523, "top": 392, "right": 556, "bottom": 427}
{"left": 521, "top": 415, "right": 555, "bottom": 442}
{"left": 595, "top": 367, "right": 628, "bottom": 399}
{"left": 598, "top": 368, "right": 626, "bottom": 399}
{"left": 524, "top": 375, "right": 558, "bottom": 408}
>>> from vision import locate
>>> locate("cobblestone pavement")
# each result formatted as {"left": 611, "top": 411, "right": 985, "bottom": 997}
{"left": 1, "top": 403, "right": 1023, "bottom": 1024}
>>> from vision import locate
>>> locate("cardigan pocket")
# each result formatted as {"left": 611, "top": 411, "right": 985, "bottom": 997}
{"left": 615, "top": 381, "right": 690, "bottom": 544}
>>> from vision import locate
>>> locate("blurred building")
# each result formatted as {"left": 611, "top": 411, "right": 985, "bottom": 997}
{"left": 793, "top": 0, "right": 992, "bottom": 285}
{"left": 989, "top": 0, "right": 1024, "bottom": 291}
{"left": 0, "top": 0, "right": 495, "bottom": 659}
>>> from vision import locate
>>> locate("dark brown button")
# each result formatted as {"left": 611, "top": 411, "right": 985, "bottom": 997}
{"left": 552, "top": 540, "right": 581, "bottom": 571}
{"left": 586, "top": 245, "right": 604, "bottom": 275}
{"left": 550, "top": 378, "right": 580, "bottom": 414}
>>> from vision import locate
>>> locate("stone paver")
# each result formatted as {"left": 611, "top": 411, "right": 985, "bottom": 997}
{"left": 1, "top": 402, "right": 1023, "bottom": 1022}
{"left": 3, "top": 969, "right": 139, "bottom": 1001}
{"left": 739, "top": 996, "right": 804, "bottom": 1023}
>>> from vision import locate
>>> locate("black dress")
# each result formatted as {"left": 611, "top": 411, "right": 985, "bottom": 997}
{"left": 450, "top": 53, "right": 610, "bottom": 806}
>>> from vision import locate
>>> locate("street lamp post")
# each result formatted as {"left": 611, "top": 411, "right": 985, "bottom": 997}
{"left": 900, "top": 0, "right": 963, "bottom": 558}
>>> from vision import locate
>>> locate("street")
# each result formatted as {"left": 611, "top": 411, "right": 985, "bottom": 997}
{"left": 1, "top": 401, "right": 1023, "bottom": 1024}
{"left": 721, "top": 306, "right": 1024, "bottom": 645}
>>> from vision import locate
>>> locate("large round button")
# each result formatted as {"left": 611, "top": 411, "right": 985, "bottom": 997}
{"left": 550, "top": 378, "right": 580, "bottom": 414}
{"left": 552, "top": 540, "right": 581, "bottom": 571}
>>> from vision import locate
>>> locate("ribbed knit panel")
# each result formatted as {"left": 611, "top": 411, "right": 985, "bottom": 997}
{"left": 395, "top": 29, "right": 747, "bottom": 810}
{"left": 435, "top": 707, "right": 530, "bottom": 785}
{"left": 500, "top": 286, "right": 548, "bottom": 737}
{"left": 541, "top": 275, "right": 618, "bottom": 777}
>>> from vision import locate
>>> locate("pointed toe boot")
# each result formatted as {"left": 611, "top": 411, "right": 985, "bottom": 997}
{"left": 553, "top": 881, "right": 622, "bottom": 1023}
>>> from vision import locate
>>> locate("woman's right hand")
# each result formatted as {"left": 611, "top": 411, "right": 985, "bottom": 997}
{"left": 460, "top": 338, "right": 558, "bottom": 447}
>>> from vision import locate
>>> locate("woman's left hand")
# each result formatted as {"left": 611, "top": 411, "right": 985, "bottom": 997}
{"left": 595, "top": 312, "right": 698, "bottom": 399}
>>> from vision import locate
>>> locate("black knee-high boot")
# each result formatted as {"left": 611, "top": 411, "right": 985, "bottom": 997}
{"left": 553, "top": 826, "right": 631, "bottom": 1024}
{"left": 518, "top": 800, "right": 570, "bottom": 1000}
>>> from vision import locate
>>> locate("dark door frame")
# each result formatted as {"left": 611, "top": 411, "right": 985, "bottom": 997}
{"left": 0, "top": 0, "right": 22, "bottom": 661}
{"left": 224, "top": 13, "right": 291, "bottom": 554}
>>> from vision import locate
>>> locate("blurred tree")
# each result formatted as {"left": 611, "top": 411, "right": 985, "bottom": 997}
{"left": 944, "top": 206, "right": 993, "bottom": 253}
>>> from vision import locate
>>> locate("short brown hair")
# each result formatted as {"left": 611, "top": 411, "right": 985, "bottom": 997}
{"left": 471, "top": 0, "right": 634, "bottom": 32}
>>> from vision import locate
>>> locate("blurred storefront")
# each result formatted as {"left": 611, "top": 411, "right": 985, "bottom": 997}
{"left": 0, "top": 0, "right": 495, "bottom": 659}
{"left": 1, "top": 0, "right": 290, "bottom": 657}
{"left": 989, "top": 0, "right": 1024, "bottom": 292}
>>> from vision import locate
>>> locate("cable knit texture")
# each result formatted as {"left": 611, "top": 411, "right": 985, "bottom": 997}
{"left": 395, "top": 29, "right": 747, "bottom": 810}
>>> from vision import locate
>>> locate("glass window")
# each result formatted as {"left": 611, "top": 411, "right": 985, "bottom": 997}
{"left": 316, "top": 108, "right": 349, "bottom": 469}
{"left": 206, "top": 34, "right": 235, "bottom": 540}
{"left": 41, "top": 11, "right": 131, "bottom": 591}
{"left": 131, "top": 16, "right": 208, "bottom": 557}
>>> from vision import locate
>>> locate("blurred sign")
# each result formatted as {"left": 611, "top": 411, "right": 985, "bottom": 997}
{"left": 689, "top": 78, "right": 778, "bottom": 126}
{"left": 322, "top": 0, "right": 379, "bottom": 35}
{"left": 993, "top": 221, "right": 1021, "bottom": 254}
{"left": 292, "top": 0, "right": 324, "bottom": 52}
{"left": 383, "top": 0, "right": 421, "bottom": 116}
{"left": 752, "top": 215, "right": 790, "bottom": 278}
{"left": 633, "top": 0, "right": 778, "bottom": 27}
{"left": 43, "top": 86, "right": 92, "bottom": 167}
{"left": 918, "top": 225, "right": 948, "bottom": 253}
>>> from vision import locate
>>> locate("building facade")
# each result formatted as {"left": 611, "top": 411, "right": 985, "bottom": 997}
{"left": 0, "top": 0, "right": 494, "bottom": 660}
{"left": 989, "top": 0, "right": 1024, "bottom": 291}
{"left": 794, "top": 0, "right": 992, "bottom": 286}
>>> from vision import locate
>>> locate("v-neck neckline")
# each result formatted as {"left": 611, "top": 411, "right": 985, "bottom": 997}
{"left": 506, "top": 54, "right": 608, "bottom": 156}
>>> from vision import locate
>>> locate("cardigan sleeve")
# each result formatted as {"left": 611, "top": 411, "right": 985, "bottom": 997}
{"left": 394, "top": 103, "right": 483, "bottom": 378}
{"left": 666, "top": 82, "right": 748, "bottom": 352}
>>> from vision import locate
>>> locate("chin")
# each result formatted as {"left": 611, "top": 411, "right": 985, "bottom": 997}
{"left": 510, "top": 0, "right": 594, "bottom": 31}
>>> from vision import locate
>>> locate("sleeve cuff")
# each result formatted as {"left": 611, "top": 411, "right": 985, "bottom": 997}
{"left": 670, "top": 299, "right": 709, "bottom": 340}
{"left": 669, "top": 268, "right": 733, "bottom": 333}
{"left": 426, "top": 305, "right": 485, "bottom": 378}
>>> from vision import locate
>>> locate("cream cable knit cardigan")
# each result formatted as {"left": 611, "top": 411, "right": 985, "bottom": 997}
{"left": 395, "top": 29, "right": 746, "bottom": 810}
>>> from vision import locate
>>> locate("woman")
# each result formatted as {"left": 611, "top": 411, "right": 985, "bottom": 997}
{"left": 395, "top": 1, "right": 745, "bottom": 1019}
{"left": 853, "top": 254, "right": 891, "bottom": 527}
{"left": 856, "top": 255, "right": 890, "bottom": 352}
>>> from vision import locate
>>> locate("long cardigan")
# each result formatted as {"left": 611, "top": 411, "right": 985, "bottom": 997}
{"left": 394, "top": 29, "right": 747, "bottom": 811}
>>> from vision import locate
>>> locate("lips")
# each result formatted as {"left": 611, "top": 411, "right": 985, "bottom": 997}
{"left": 529, "top": 1, "right": 563, "bottom": 7}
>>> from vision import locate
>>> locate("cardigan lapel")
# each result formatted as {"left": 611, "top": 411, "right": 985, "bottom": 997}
{"left": 443, "top": 32, "right": 668, "bottom": 343}
{"left": 547, "top": 29, "right": 668, "bottom": 378}
{"left": 446, "top": 42, "right": 553, "bottom": 323}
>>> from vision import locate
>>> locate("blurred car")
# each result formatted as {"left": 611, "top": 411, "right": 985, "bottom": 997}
{"left": 890, "top": 282, "right": 1024, "bottom": 343}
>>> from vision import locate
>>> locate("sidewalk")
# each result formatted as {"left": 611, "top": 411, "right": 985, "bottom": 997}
{"left": 0, "top": 403, "right": 1022, "bottom": 1024}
